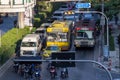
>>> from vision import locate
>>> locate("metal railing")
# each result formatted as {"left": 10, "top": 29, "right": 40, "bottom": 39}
{"left": 13, "top": 59, "right": 113, "bottom": 80}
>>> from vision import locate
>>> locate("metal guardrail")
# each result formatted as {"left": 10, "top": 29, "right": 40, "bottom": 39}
{"left": 13, "top": 59, "right": 113, "bottom": 80}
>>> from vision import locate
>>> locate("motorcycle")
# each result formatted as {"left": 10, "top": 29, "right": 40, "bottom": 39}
{"left": 60, "top": 68, "right": 68, "bottom": 79}
{"left": 49, "top": 67, "right": 57, "bottom": 79}
{"left": 23, "top": 66, "right": 29, "bottom": 79}
{"left": 61, "top": 71, "right": 66, "bottom": 79}
{"left": 13, "top": 63, "right": 19, "bottom": 73}
{"left": 34, "top": 70, "right": 41, "bottom": 80}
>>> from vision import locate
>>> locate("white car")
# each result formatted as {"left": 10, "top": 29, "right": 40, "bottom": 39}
{"left": 52, "top": 10, "right": 64, "bottom": 20}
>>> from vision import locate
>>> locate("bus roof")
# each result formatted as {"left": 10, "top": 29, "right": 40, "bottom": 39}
{"left": 51, "top": 20, "right": 72, "bottom": 27}
{"left": 47, "top": 20, "right": 72, "bottom": 33}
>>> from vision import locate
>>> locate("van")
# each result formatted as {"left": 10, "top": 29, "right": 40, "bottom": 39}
{"left": 20, "top": 34, "right": 42, "bottom": 56}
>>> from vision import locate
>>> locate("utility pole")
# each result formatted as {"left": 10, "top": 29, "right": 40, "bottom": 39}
{"left": 101, "top": 0, "right": 110, "bottom": 60}
{"left": 102, "top": 0, "right": 104, "bottom": 13}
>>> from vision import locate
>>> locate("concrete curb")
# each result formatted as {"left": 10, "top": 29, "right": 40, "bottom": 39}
{"left": 0, "top": 57, "right": 13, "bottom": 78}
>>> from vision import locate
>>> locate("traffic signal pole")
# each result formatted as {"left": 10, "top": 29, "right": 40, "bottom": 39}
{"left": 13, "top": 59, "right": 113, "bottom": 80}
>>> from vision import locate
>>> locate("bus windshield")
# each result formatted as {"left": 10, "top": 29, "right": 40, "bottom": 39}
{"left": 21, "top": 42, "right": 36, "bottom": 47}
{"left": 47, "top": 33, "right": 67, "bottom": 42}
{"left": 58, "top": 33, "right": 67, "bottom": 41}
{"left": 47, "top": 33, "right": 57, "bottom": 41}
{"left": 76, "top": 31, "right": 93, "bottom": 39}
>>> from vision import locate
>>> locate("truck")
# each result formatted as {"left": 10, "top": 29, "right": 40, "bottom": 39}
{"left": 74, "top": 19, "right": 96, "bottom": 49}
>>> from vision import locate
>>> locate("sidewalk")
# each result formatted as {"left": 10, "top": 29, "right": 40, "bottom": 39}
{"left": 100, "top": 20, "right": 120, "bottom": 73}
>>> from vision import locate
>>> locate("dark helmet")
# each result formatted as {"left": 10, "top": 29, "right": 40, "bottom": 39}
{"left": 51, "top": 66, "right": 55, "bottom": 69}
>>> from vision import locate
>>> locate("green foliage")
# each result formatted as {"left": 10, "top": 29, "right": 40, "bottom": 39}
{"left": 33, "top": 17, "right": 41, "bottom": 27}
{"left": 109, "top": 35, "right": 115, "bottom": 51}
{"left": 0, "top": 27, "right": 31, "bottom": 64}
{"left": 39, "top": 12, "right": 47, "bottom": 19}
{"left": 0, "top": 2, "right": 63, "bottom": 65}
{"left": 33, "top": 2, "right": 63, "bottom": 28}
{"left": 31, "top": 27, "right": 36, "bottom": 32}
{"left": 104, "top": 33, "right": 115, "bottom": 51}
{"left": 92, "top": 0, "right": 120, "bottom": 19}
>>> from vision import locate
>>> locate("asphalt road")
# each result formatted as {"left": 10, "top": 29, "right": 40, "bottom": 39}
{"left": 0, "top": 34, "right": 120, "bottom": 80}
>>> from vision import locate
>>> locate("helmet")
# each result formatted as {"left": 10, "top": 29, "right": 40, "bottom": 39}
{"left": 51, "top": 66, "right": 55, "bottom": 69}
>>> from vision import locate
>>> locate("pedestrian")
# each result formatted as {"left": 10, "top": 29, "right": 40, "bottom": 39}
{"left": 114, "top": 14, "right": 118, "bottom": 25}
{"left": 14, "top": 20, "right": 17, "bottom": 27}
{"left": 5, "top": 13, "right": 8, "bottom": 17}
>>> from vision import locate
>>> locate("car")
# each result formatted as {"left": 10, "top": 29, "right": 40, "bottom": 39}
{"left": 46, "top": 17, "right": 57, "bottom": 23}
{"left": 59, "top": 5, "right": 69, "bottom": 11}
{"left": 35, "top": 23, "right": 51, "bottom": 46}
{"left": 35, "top": 23, "right": 50, "bottom": 37}
{"left": 35, "top": 23, "right": 51, "bottom": 34}
{"left": 52, "top": 10, "right": 64, "bottom": 20}
{"left": 42, "top": 46, "right": 61, "bottom": 58}
{"left": 82, "top": 13, "right": 94, "bottom": 20}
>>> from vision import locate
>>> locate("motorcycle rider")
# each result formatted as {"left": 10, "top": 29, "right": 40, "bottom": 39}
{"left": 49, "top": 66, "right": 57, "bottom": 78}
{"left": 34, "top": 65, "right": 41, "bottom": 80}
{"left": 13, "top": 63, "right": 19, "bottom": 73}
{"left": 61, "top": 67, "right": 68, "bottom": 78}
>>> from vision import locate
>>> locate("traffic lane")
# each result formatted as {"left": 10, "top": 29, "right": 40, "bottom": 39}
{"left": 69, "top": 63, "right": 110, "bottom": 80}
{"left": 74, "top": 49, "right": 99, "bottom": 80}
{"left": 0, "top": 64, "right": 23, "bottom": 80}
{"left": 73, "top": 38, "right": 108, "bottom": 80}
{"left": 111, "top": 73, "right": 120, "bottom": 80}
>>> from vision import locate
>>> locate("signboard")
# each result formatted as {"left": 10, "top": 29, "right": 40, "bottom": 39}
{"left": 75, "top": 3, "right": 91, "bottom": 8}
{"left": 51, "top": 51, "right": 75, "bottom": 67}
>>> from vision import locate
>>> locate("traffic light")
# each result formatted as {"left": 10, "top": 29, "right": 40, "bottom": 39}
{"left": 117, "top": 34, "right": 120, "bottom": 44}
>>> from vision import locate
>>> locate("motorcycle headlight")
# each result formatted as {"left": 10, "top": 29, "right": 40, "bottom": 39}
{"left": 74, "top": 41, "right": 78, "bottom": 44}
{"left": 35, "top": 72, "right": 39, "bottom": 74}
{"left": 90, "top": 42, "right": 94, "bottom": 45}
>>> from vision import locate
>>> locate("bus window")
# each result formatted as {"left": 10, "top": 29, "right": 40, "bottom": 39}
{"left": 84, "top": 33, "right": 88, "bottom": 38}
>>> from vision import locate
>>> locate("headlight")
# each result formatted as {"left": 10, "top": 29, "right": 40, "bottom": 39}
{"left": 74, "top": 41, "right": 78, "bottom": 44}
{"left": 20, "top": 50, "right": 23, "bottom": 55}
{"left": 32, "top": 50, "right": 37, "bottom": 54}
{"left": 90, "top": 42, "right": 94, "bottom": 45}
